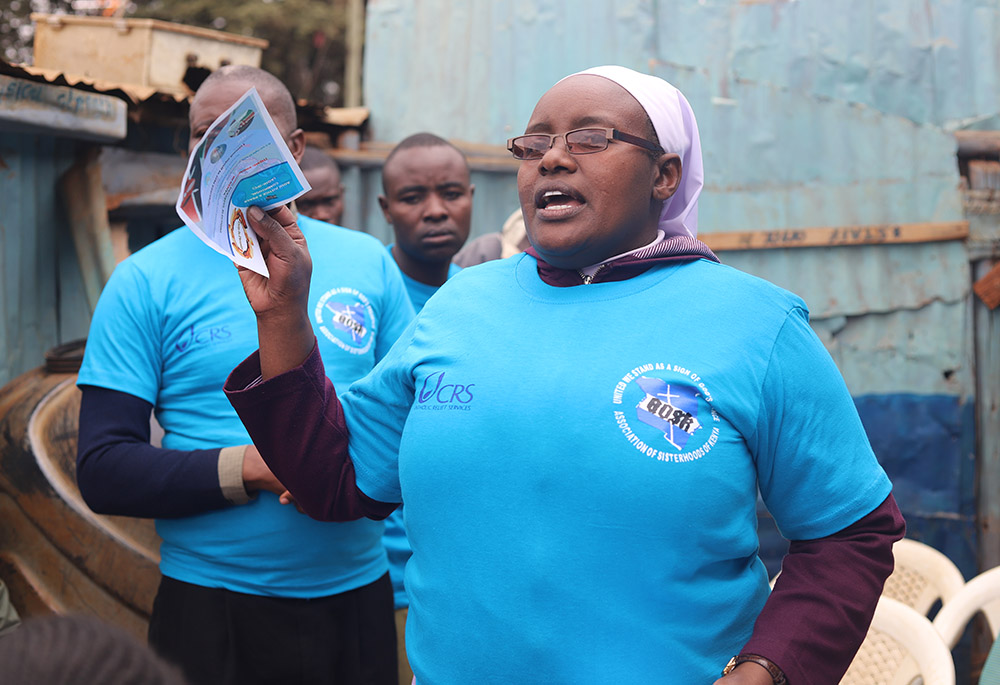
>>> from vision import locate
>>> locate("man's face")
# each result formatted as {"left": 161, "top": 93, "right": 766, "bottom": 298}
{"left": 379, "top": 145, "right": 473, "bottom": 265}
{"left": 298, "top": 165, "right": 345, "bottom": 225}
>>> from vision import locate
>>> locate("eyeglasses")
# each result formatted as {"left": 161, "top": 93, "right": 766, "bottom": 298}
{"left": 507, "top": 127, "right": 663, "bottom": 160}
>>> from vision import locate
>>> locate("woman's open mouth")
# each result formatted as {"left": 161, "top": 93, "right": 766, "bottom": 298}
{"left": 535, "top": 186, "right": 586, "bottom": 220}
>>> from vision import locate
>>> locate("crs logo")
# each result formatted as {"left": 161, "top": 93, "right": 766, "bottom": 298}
{"left": 175, "top": 324, "right": 232, "bottom": 353}
{"left": 416, "top": 371, "right": 474, "bottom": 411}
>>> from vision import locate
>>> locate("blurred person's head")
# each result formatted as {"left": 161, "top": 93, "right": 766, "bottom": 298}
{"left": 298, "top": 147, "right": 345, "bottom": 225}
{"left": 0, "top": 613, "right": 188, "bottom": 684}
{"left": 379, "top": 133, "right": 473, "bottom": 285}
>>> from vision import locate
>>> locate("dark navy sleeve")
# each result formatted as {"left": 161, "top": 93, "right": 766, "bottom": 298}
{"left": 742, "top": 494, "right": 906, "bottom": 683}
{"left": 224, "top": 342, "right": 398, "bottom": 522}
{"left": 76, "top": 385, "right": 231, "bottom": 518}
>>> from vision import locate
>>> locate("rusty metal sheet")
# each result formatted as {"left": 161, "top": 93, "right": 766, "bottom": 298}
{"left": 99, "top": 147, "right": 187, "bottom": 211}
{"left": 0, "top": 57, "right": 184, "bottom": 106}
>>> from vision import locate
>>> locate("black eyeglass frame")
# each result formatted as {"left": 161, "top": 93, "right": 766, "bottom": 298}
{"left": 506, "top": 127, "right": 664, "bottom": 160}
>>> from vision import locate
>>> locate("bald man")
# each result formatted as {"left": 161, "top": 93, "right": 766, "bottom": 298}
{"left": 76, "top": 65, "right": 413, "bottom": 685}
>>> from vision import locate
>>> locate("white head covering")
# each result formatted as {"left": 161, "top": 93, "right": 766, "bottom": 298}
{"left": 564, "top": 66, "right": 704, "bottom": 238}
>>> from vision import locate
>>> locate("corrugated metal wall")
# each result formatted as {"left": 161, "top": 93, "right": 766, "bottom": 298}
{"left": 361, "top": 0, "right": 999, "bottom": 587}
{"left": 0, "top": 132, "right": 92, "bottom": 387}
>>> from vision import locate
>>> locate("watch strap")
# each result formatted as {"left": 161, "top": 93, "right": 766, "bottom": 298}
{"left": 722, "top": 654, "right": 788, "bottom": 684}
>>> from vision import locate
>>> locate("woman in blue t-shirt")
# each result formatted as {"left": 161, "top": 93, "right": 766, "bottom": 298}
{"left": 227, "top": 66, "right": 905, "bottom": 685}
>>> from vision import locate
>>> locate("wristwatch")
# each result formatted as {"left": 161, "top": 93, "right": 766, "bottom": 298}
{"left": 722, "top": 654, "right": 788, "bottom": 684}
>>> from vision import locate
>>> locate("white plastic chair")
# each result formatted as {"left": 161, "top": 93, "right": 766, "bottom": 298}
{"left": 883, "top": 539, "right": 966, "bottom": 616}
{"left": 840, "top": 595, "right": 955, "bottom": 685}
{"left": 932, "top": 566, "right": 1000, "bottom": 649}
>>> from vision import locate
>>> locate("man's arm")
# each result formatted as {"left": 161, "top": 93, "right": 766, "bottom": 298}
{"left": 76, "top": 385, "right": 285, "bottom": 518}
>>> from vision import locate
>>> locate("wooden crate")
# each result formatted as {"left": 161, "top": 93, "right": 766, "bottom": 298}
{"left": 30, "top": 13, "right": 268, "bottom": 96}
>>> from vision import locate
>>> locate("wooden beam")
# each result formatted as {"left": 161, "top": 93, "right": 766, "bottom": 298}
{"left": 328, "top": 144, "right": 521, "bottom": 173}
{"left": 344, "top": 0, "right": 364, "bottom": 108}
{"left": 957, "top": 130, "right": 1000, "bottom": 158}
{"left": 974, "top": 261, "right": 1000, "bottom": 310}
{"left": 701, "top": 220, "right": 969, "bottom": 252}
{"left": 975, "top": 258, "right": 1000, "bottom": 573}
{"left": 59, "top": 146, "right": 116, "bottom": 313}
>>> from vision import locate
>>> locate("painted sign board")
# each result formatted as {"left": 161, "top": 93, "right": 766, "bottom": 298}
{"left": 0, "top": 74, "right": 126, "bottom": 142}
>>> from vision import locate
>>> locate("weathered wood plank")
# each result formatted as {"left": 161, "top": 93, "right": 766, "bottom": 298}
{"left": 976, "top": 258, "right": 1000, "bottom": 573}
{"left": 973, "top": 261, "right": 1000, "bottom": 310}
{"left": 701, "top": 221, "right": 969, "bottom": 252}
{"left": 59, "top": 147, "right": 116, "bottom": 314}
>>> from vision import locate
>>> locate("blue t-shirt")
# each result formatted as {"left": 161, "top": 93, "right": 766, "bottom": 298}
{"left": 78, "top": 215, "right": 415, "bottom": 597}
{"left": 340, "top": 254, "right": 892, "bottom": 683}
{"left": 385, "top": 243, "right": 462, "bottom": 312}
{"left": 398, "top": 265, "right": 463, "bottom": 312}
{"left": 383, "top": 245, "right": 461, "bottom": 609}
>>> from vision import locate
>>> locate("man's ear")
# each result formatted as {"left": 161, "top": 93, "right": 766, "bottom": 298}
{"left": 377, "top": 195, "right": 392, "bottom": 224}
{"left": 469, "top": 184, "right": 475, "bottom": 198}
{"left": 652, "top": 153, "right": 682, "bottom": 202}
{"left": 287, "top": 128, "right": 306, "bottom": 164}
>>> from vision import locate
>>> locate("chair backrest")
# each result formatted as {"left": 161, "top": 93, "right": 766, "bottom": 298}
{"left": 883, "top": 538, "right": 965, "bottom": 616}
{"left": 933, "top": 566, "right": 1000, "bottom": 649}
{"left": 840, "top": 596, "right": 955, "bottom": 685}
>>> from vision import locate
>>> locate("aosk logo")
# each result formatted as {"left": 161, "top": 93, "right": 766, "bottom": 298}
{"left": 612, "top": 363, "right": 720, "bottom": 463}
{"left": 314, "top": 287, "right": 376, "bottom": 355}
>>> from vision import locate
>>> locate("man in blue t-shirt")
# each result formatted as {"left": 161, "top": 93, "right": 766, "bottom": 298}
{"left": 376, "top": 132, "right": 473, "bottom": 682}
{"left": 379, "top": 132, "right": 473, "bottom": 310}
{"left": 75, "top": 66, "right": 413, "bottom": 685}
{"left": 298, "top": 145, "right": 346, "bottom": 227}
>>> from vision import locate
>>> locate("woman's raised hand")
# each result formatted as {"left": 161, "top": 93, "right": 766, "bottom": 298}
{"left": 242, "top": 205, "right": 316, "bottom": 379}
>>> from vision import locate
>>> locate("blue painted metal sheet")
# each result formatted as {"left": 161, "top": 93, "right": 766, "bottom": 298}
{"left": 363, "top": 0, "right": 984, "bottom": 237}
{"left": 364, "top": 0, "right": 658, "bottom": 145}
{"left": 359, "top": 2, "right": 994, "bottom": 604}
{"left": 0, "top": 132, "right": 90, "bottom": 387}
{"left": 655, "top": 0, "right": 1000, "bottom": 131}
{"left": 725, "top": 241, "right": 970, "bottom": 321}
